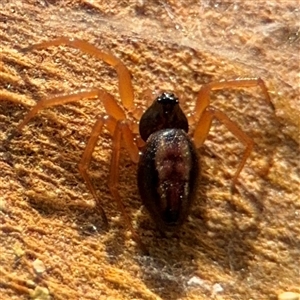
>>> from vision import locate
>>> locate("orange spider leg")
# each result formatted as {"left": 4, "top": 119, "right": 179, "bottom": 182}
{"left": 191, "top": 78, "right": 273, "bottom": 190}
{"left": 193, "top": 106, "right": 254, "bottom": 190}
{"left": 191, "top": 78, "right": 273, "bottom": 123}
{"left": 78, "top": 115, "right": 145, "bottom": 252}
{"left": 108, "top": 120, "right": 147, "bottom": 253}
{"left": 21, "top": 37, "right": 135, "bottom": 112}
{"left": 15, "top": 88, "right": 126, "bottom": 133}
{"left": 78, "top": 115, "right": 112, "bottom": 226}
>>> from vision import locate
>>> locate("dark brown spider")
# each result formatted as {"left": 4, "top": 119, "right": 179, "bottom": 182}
{"left": 12, "top": 37, "right": 273, "bottom": 252}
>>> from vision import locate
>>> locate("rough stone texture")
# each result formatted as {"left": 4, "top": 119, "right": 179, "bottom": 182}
{"left": 0, "top": 1, "right": 299, "bottom": 300}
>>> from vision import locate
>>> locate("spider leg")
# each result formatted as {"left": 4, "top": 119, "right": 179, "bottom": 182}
{"left": 15, "top": 88, "right": 126, "bottom": 133}
{"left": 193, "top": 106, "right": 254, "bottom": 191}
{"left": 78, "top": 114, "right": 146, "bottom": 252}
{"left": 191, "top": 78, "right": 273, "bottom": 124}
{"left": 78, "top": 115, "right": 111, "bottom": 226}
{"left": 108, "top": 120, "right": 148, "bottom": 253}
{"left": 21, "top": 37, "right": 135, "bottom": 112}
{"left": 191, "top": 78, "right": 273, "bottom": 190}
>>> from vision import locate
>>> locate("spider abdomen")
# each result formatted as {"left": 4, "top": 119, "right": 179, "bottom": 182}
{"left": 137, "top": 128, "right": 200, "bottom": 231}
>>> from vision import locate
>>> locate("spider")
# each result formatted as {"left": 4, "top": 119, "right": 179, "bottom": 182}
{"left": 12, "top": 37, "right": 273, "bottom": 252}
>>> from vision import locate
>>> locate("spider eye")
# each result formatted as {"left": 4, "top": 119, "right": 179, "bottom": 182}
{"left": 156, "top": 92, "right": 179, "bottom": 104}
